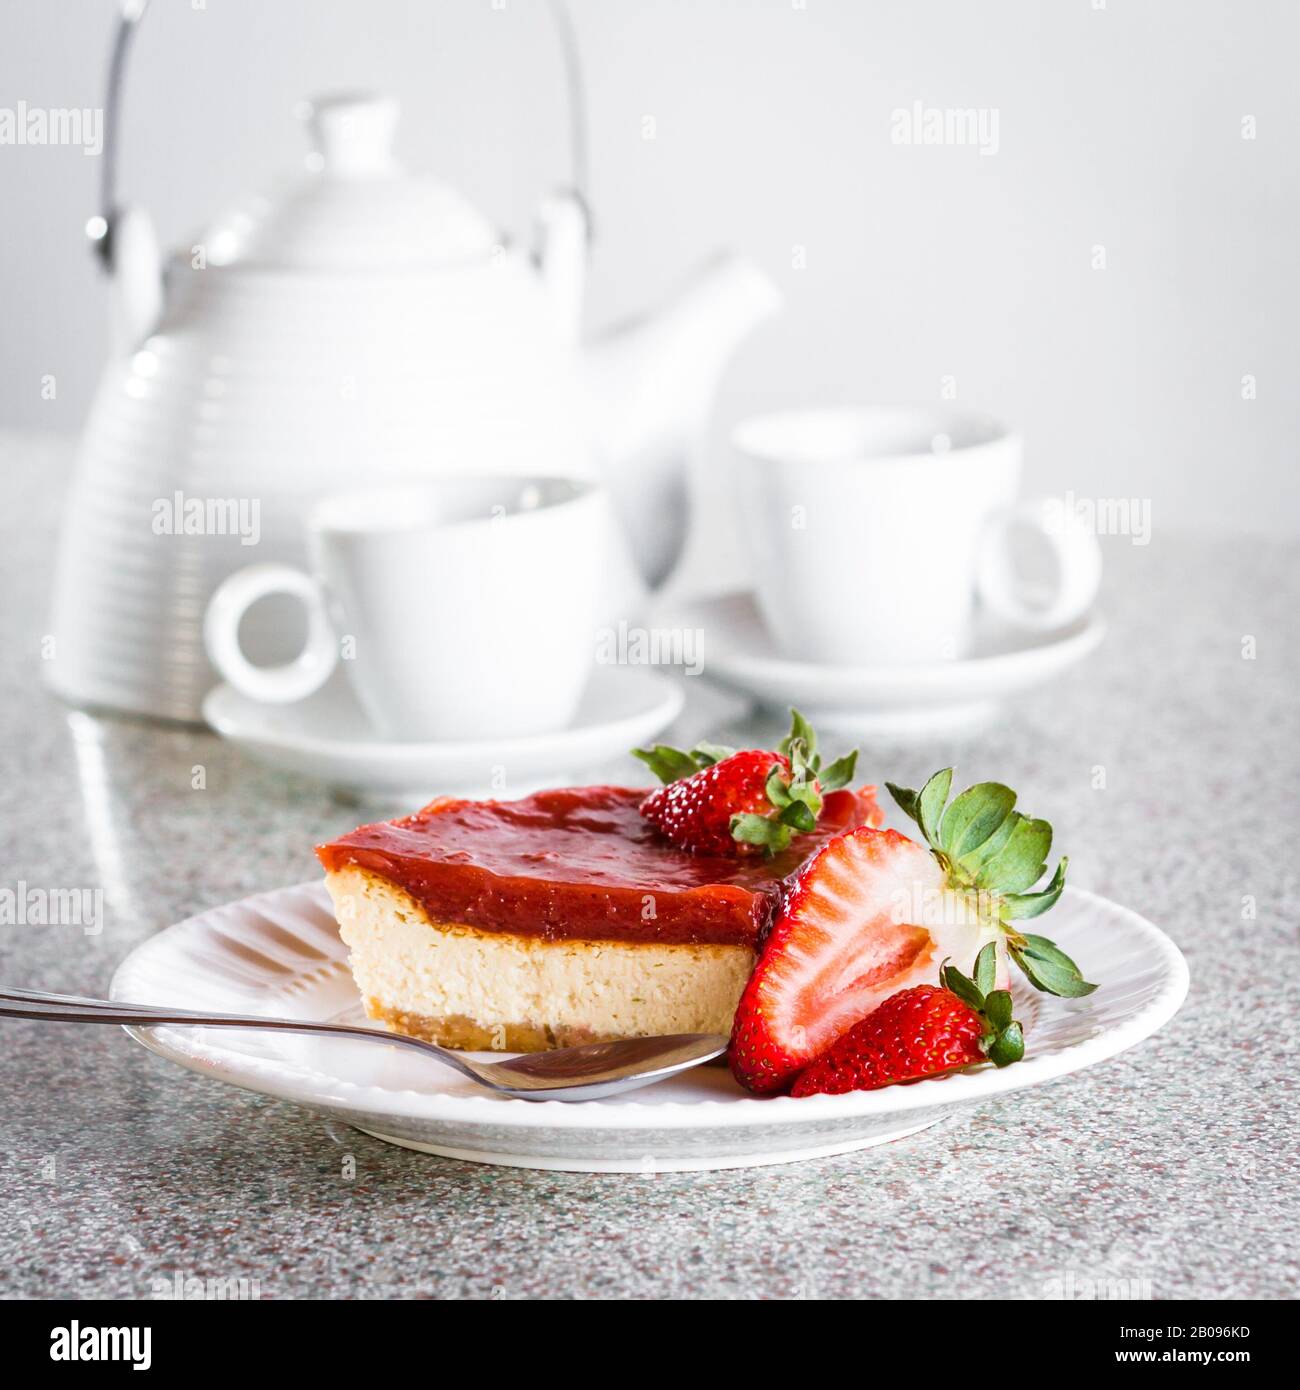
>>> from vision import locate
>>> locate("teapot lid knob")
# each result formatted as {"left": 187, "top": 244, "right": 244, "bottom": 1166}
{"left": 304, "top": 93, "right": 400, "bottom": 177}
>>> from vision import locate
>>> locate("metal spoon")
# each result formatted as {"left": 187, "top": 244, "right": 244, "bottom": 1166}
{"left": 0, "top": 985, "right": 727, "bottom": 1101}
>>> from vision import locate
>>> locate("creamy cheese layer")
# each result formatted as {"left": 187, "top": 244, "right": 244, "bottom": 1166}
{"left": 325, "top": 866, "right": 754, "bottom": 1049}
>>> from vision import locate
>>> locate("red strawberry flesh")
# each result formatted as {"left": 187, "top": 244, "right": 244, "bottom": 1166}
{"left": 729, "top": 825, "right": 991, "bottom": 1094}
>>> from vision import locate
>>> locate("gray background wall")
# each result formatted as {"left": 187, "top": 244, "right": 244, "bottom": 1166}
{"left": 2, "top": 0, "right": 1296, "bottom": 537}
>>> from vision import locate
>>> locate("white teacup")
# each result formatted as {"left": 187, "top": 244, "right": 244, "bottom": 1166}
{"left": 733, "top": 407, "right": 1101, "bottom": 666}
{"left": 204, "top": 476, "right": 604, "bottom": 741}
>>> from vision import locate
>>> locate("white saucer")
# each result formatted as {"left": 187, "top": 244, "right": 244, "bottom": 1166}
{"left": 110, "top": 879, "right": 1187, "bottom": 1172}
{"left": 654, "top": 593, "right": 1106, "bottom": 739}
{"left": 202, "top": 666, "right": 684, "bottom": 798}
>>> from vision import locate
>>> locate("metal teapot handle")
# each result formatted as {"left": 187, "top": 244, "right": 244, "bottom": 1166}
{"left": 87, "top": 0, "right": 591, "bottom": 272}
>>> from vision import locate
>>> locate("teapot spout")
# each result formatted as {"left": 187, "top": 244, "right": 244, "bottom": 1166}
{"left": 585, "top": 252, "right": 781, "bottom": 590}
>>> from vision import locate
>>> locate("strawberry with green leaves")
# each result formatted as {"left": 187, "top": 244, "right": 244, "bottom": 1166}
{"left": 885, "top": 768, "right": 1095, "bottom": 999}
{"left": 634, "top": 709, "right": 858, "bottom": 858}
{"left": 729, "top": 767, "right": 1094, "bottom": 1095}
{"left": 791, "top": 945, "right": 1024, "bottom": 1096}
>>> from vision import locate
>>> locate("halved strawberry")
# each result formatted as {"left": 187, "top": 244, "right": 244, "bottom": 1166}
{"left": 731, "top": 767, "right": 1092, "bottom": 1095}
{"left": 729, "top": 826, "right": 1002, "bottom": 1093}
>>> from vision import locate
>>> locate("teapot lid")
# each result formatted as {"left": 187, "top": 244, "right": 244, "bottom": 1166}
{"left": 199, "top": 94, "right": 502, "bottom": 271}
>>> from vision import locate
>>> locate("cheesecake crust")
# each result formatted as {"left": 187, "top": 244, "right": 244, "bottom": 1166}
{"left": 362, "top": 1003, "right": 614, "bottom": 1052}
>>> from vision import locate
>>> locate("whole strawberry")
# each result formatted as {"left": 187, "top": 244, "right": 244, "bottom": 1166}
{"left": 634, "top": 709, "right": 857, "bottom": 858}
{"left": 791, "top": 947, "right": 1024, "bottom": 1097}
{"left": 639, "top": 749, "right": 794, "bottom": 857}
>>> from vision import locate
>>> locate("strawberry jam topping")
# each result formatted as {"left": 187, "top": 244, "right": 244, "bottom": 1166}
{"left": 317, "top": 784, "right": 879, "bottom": 946}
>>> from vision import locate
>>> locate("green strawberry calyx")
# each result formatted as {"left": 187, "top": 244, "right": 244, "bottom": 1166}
{"left": 633, "top": 708, "right": 858, "bottom": 856}
{"left": 941, "top": 945, "right": 1025, "bottom": 1068}
{"left": 886, "top": 768, "right": 1097, "bottom": 998}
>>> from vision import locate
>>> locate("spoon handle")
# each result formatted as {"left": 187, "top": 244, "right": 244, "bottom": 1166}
{"left": 0, "top": 986, "right": 728, "bottom": 1101}
{"left": 0, "top": 984, "right": 487, "bottom": 1086}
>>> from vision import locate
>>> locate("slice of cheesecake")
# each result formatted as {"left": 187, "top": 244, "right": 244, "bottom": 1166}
{"left": 317, "top": 784, "right": 880, "bottom": 1052}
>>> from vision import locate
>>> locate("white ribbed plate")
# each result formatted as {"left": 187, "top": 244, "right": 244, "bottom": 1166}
{"left": 110, "top": 882, "right": 1188, "bottom": 1172}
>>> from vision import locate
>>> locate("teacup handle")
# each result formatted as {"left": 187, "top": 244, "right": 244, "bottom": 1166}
{"left": 204, "top": 564, "right": 338, "bottom": 704}
{"left": 975, "top": 499, "right": 1103, "bottom": 631}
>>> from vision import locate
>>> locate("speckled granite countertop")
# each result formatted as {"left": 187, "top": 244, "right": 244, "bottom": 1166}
{"left": 1, "top": 435, "right": 1296, "bottom": 1300}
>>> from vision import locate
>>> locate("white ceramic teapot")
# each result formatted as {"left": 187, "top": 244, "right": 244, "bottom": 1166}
{"left": 48, "top": 2, "right": 780, "bottom": 723}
